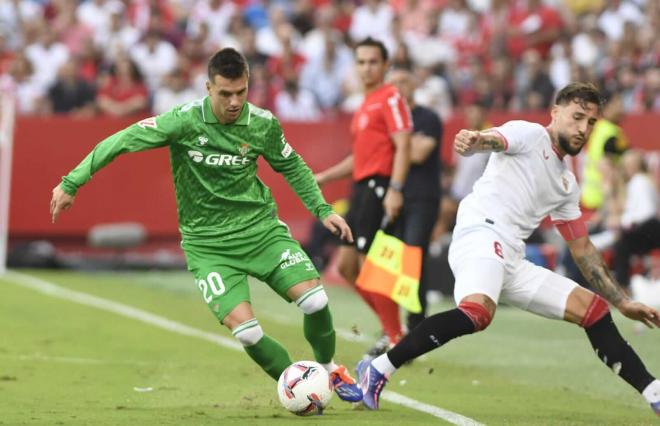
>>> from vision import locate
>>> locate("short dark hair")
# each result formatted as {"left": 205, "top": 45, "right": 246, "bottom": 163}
{"left": 554, "top": 82, "right": 604, "bottom": 111}
{"left": 208, "top": 48, "right": 249, "bottom": 80}
{"left": 355, "top": 37, "right": 388, "bottom": 62}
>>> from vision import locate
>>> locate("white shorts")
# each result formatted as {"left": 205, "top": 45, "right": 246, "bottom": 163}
{"left": 448, "top": 226, "right": 578, "bottom": 320}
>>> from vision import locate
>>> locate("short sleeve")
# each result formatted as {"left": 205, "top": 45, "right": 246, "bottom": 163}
{"left": 382, "top": 90, "right": 412, "bottom": 134}
{"left": 550, "top": 185, "right": 582, "bottom": 222}
{"left": 492, "top": 120, "right": 545, "bottom": 155}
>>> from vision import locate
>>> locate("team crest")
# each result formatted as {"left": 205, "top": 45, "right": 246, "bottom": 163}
{"left": 239, "top": 143, "right": 250, "bottom": 156}
{"left": 197, "top": 136, "right": 209, "bottom": 146}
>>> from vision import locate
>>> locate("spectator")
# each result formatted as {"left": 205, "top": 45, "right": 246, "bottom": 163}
{"left": 186, "top": 0, "right": 238, "bottom": 49}
{"left": 0, "top": 0, "right": 42, "bottom": 49}
{"left": 152, "top": 68, "right": 197, "bottom": 114}
{"left": 299, "top": 33, "right": 353, "bottom": 110}
{"left": 514, "top": 49, "right": 555, "bottom": 111}
{"left": 581, "top": 91, "right": 629, "bottom": 211}
{"left": 349, "top": 0, "right": 395, "bottom": 53}
{"left": 96, "top": 56, "right": 149, "bottom": 117}
{"left": 77, "top": 0, "right": 119, "bottom": 39}
{"left": 53, "top": 0, "right": 95, "bottom": 56}
{"left": 613, "top": 150, "right": 659, "bottom": 291}
{"left": 6, "top": 53, "right": 45, "bottom": 115}
{"left": 597, "top": 0, "right": 644, "bottom": 42}
{"left": 25, "top": 26, "right": 70, "bottom": 92}
{"left": 94, "top": 2, "right": 141, "bottom": 62}
{"left": 506, "top": 0, "right": 563, "bottom": 59}
{"left": 46, "top": 60, "right": 96, "bottom": 116}
{"left": 129, "top": 30, "right": 178, "bottom": 92}
{"left": 274, "top": 78, "right": 321, "bottom": 121}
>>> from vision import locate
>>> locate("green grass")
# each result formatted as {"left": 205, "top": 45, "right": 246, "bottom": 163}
{"left": 1, "top": 269, "right": 658, "bottom": 425}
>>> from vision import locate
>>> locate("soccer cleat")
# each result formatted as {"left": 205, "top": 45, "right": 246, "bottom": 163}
{"left": 651, "top": 401, "right": 660, "bottom": 416}
{"left": 330, "top": 365, "right": 363, "bottom": 402}
{"left": 356, "top": 359, "right": 388, "bottom": 410}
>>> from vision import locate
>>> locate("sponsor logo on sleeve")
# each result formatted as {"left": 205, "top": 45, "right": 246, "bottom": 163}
{"left": 137, "top": 117, "right": 158, "bottom": 129}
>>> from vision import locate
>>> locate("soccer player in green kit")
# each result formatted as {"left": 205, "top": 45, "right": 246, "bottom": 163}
{"left": 49, "top": 48, "right": 363, "bottom": 402}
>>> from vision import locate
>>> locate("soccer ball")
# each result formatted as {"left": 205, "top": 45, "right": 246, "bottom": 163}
{"left": 277, "top": 361, "right": 333, "bottom": 416}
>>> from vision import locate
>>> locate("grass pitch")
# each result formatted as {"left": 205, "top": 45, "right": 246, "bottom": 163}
{"left": 1, "top": 270, "right": 658, "bottom": 425}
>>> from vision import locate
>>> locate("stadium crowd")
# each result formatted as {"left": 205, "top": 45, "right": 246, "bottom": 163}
{"left": 0, "top": 0, "right": 658, "bottom": 119}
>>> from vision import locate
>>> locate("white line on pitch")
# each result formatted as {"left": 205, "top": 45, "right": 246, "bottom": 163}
{"left": 5, "top": 270, "right": 485, "bottom": 426}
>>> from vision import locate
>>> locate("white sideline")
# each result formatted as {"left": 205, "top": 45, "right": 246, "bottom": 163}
{"left": 6, "top": 270, "right": 485, "bottom": 426}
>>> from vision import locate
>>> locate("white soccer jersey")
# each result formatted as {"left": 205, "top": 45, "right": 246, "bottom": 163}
{"left": 455, "top": 120, "right": 581, "bottom": 251}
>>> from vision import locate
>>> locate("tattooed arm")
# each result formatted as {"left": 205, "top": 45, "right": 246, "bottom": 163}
{"left": 568, "top": 236, "right": 660, "bottom": 328}
{"left": 454, "top": 129, "right": 506, "bottom": 157}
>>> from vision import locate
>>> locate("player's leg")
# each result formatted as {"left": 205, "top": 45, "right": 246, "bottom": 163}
{"left": 356, "top": 227, "right": 505, "bottom": 409}
{"left": 183, "top": 242, "right": 292, "bottom": 381}
{"left": 352, "top": 177, "right": 404, "bottom": 350}
{"left": 287, "top": 279, "right": 362, "bottom": 402}
{"left": 505, "top": 261, "right": 659, "bottom": 415}
{"left": 258, "top": 225, "right": 362, "bottom": 402}
{"left": 223, "top": 302, "right": 293, "bottom": 381}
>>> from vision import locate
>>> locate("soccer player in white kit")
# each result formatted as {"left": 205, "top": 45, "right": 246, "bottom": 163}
{"left": 356, "top": 82, "right": 660, "bottom": 416}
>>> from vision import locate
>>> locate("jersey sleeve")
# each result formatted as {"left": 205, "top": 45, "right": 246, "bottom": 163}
{"left": 60, "top": 108, "right": 183, "bottom": 195}
{"left": 383, "top": 90, "right": 413, "bottom": 135}
{"left": 263, "top": 118, "right": 333, "bottom": 220}
{"left": 549, "top": 185, "right": 582, "bottom": 222}
{"left": 492, "top": 120, "right": 543, "bottom": 155}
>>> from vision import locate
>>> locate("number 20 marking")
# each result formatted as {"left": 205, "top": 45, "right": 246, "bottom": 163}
{"left": 197, "top": 272, "right": 226, "bottom": 303}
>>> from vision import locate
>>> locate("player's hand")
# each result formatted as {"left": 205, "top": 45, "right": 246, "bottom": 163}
{"left": 322, "top": 213, "right": 353, "bottom": 243}
{"left": 383, "top": 188, "right": 403, "bottom": 223}
{"left": 454, "top": 129, "right": 480, "bottom": 157}
{"left": 617, "top": 300, "right": 660, "bottom": 328}
{"left": 50, "top": 184, "right": 75, "bottom": 223}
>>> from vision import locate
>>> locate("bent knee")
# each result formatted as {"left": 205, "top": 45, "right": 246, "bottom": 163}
{"left": 231, "top": 319, "right": 264, "bottom": 346}
{"left": 295, "top": 286, "right": 328, "bottom": 314}
{"left": 458, "top": 299, "right": 495, "bottom": 331}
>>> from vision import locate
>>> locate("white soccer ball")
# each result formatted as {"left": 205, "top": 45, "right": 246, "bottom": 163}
{"left": 277, "top": 360, "right": 333, "bottom": 416}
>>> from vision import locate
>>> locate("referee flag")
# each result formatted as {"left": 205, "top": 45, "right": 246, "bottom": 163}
{"left": 356, "top": 230, "right": 422, "bottom": 313}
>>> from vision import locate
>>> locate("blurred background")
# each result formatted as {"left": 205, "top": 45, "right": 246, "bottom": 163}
{"left": 0, "top": 0, "right": 658, "bottom": 301}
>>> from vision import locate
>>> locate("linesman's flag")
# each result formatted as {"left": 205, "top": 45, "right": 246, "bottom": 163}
{"left": 356, "top": 230, "right": 423, "bottom": 313}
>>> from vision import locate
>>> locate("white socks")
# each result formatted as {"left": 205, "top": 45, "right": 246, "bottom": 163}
{"left": 642, "top": 379, "right": 660, "bottom": 404}
{"left": 372, "top": 354, "right": 397, "bottom": 377}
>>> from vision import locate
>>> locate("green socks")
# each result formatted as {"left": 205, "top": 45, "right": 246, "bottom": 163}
{"left": 243, "top": 335, "right": 292, "bottom": 380}
{"left": 303, "top": 305, "right": 336, "bottom": 364}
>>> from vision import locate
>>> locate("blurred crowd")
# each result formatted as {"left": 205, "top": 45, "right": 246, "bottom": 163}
{"left": 0, "top": 0, "right": 659, "bottom": 120}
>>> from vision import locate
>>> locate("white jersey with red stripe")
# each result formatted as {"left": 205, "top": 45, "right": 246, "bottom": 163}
{"left": 455, "top": 120, "right": 581, "bottom": 252}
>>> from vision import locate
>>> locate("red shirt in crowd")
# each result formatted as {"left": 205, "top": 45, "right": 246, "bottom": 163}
{"left": 351, "top": 84, "right": 412, "bottom": 181}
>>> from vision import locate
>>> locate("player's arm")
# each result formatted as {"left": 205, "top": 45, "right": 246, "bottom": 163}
{"left": 51, "top": 110, "right": 181, "bottom": 223}
{"left": 264, "top": 118, "right": 352, "bottom": 242}
{"left": 410, "top": 133, "right": 436, "bottom": 164}
{"left": 315, "top": 154, "right": 353, "bottom": 186}
{"left": 562, "top": 225, "right": 660, "bottom": 327}
{"left": 454, "top": 128, "right": 506, "bottom": 157}
{"left": 383, "top": 130, "right": 411, "bottom": 221}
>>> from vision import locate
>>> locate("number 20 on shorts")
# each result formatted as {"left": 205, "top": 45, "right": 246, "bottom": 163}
{"left": 197, "top": 272, "right": 226, "bottom": 302}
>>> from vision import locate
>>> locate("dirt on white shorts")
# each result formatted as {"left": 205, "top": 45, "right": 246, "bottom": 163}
{"left": 448, "top": 226, "right": 578, "bottom": 320}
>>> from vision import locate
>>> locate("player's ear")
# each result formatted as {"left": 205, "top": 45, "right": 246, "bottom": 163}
{"left": 550, "top": 104, "right": 559, "bottom": 121}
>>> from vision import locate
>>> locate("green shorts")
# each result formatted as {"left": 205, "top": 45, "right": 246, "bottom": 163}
{"left": 182, "top": 221, "right": 320, "bottom": 323}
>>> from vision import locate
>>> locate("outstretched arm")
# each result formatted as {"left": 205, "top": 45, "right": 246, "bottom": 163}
{"left": 567, "top": 236, "right": 660, "bottom": 328}
{"left": 454, "top": 129, "right": 506, "bottom": 157}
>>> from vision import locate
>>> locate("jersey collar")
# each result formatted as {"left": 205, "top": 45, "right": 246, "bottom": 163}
{"left": 202, "top": 97, "right": 250, "bottom": 126}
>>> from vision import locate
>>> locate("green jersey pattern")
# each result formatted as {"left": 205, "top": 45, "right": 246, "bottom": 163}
{"left": 60, "top": 97, "right": 333, "bottom": 241}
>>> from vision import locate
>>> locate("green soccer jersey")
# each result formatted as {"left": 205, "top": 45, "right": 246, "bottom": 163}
{"left": 60, "top": 97, "right": 333, "bottom": 241}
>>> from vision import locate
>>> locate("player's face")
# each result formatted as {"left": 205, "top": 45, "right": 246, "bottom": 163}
{"left": 207, "top": 73, "right": 248, "bottom": 124}
{"left": 356, "top": 46, "right": 388, "bottom": 90}
{"left": 551, "top": 100, "right": 599, "bottom": 156}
